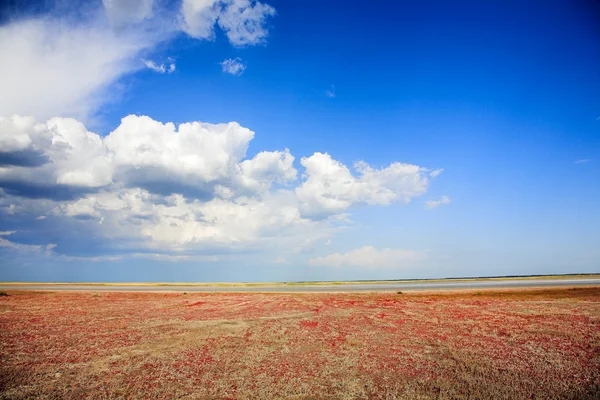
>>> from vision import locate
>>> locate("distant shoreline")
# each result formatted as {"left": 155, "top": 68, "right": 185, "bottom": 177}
{"left": 1, "top": 273, "right": 598, "bottom": 287}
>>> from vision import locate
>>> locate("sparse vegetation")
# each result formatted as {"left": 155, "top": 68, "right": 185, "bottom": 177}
{"left": 0, "top": 291, "right": 7, "bottom": 296}
{"left": 397, "top": 291, "right": 403, "bottom": 294}
{"left": 0, "top": 288, "right": 598, "bottom": 399}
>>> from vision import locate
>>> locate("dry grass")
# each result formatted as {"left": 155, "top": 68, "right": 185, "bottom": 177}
{"left": 1, "top": 288, "right": 599, "bottom": 399}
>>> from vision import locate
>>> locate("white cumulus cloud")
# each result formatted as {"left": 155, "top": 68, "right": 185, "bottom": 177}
{"left": 0, "top": 114, "right": 298, "bottom": 199}
{"left": 309, "top": 246, "right": 423, "bottom": 268}
{"left": 220, "top": 57, "right": 246, "bottom": 75}
{"left": 217, "top": 0, "right": 276, "bottom": 46}
{"left": 0, "top": 115, "right": 437, "bottom": 257}
{"left": 181, "top": 0, "right": 276, "bottom": 46}
{"left": 104, "top": 115, "right": 296, "bottom": 195}
{"left": 0, "top": 115, "right": 113, "bottom": 191}
{"left": 429, "top": 168, "right": 444, "bottom": 178}
{"left": 143, "top": 58, "right": 176, "bottom": 73}
{"left": 425, "top": 195, "right": 451, "bottom": 210}
{"left": 296, "top": 153, "right": 429, "bottom": 218}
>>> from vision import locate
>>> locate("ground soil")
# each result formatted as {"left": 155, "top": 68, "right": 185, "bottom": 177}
{"left": 1, "top": 287, "right": 598, "bottom": 399}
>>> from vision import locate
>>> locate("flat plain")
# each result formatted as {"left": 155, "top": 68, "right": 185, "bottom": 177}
{"left": 2, "top": 276, "right": 599, "bottom": 293}
{"left": 1, "top": 287, "right": 599, "bottom": 399}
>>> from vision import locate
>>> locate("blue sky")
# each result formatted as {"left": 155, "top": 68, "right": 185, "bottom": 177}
{"left": 0, "top": 0, "right": 598, "bottom": 282}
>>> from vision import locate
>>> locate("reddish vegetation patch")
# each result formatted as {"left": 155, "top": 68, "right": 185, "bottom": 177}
{"left": 0, "top": 288, "right": 599, "bottom": 399}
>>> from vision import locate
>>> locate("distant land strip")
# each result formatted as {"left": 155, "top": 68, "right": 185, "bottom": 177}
{"left": 1, "top": 273, "right": 598, "bottom": 287}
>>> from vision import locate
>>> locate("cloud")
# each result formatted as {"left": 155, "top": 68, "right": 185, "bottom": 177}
{"left": 0, "top": 114, "right": 298, "bottom": 198}
{"left": 181, "top": 0, "right": 276, "bottom": 46}
{"left": 180, "top": 0, "right": 221, "bottom": 40}
{"left": 0, "top": 237, "right": 42, "bottom": 252}
{"left": 0, "top": 115, "right": 437, "bottom": 257}
{"left": 296, "top": 153, "right": 429, "bottom": 218}
{"left": 574, "top": 159, "right": 590, "bottom": 164}
{"left": 424, "top": 195, "right": 451, "bottom": 210}
{"left": 2, "top": 204, "right": 17, "bottom": 215}
{"left": 238, "top": 149, "right": 297, "bottom": 191}
{"left": 0, "top": 16, "right": 155, "bottom": 121}
{"left": 0, "top": 231, "right": 16, "bottom": 236}
{"left": 105, "top": 115, "right": 299, "bottom": 196}
{"left": 0, "top": 1, "right": 308, "bottom": 261}
{"left": 0, "top": 0, "right": 275, "bottom": 122}
{"left": 325, "top": 85, "right": 336, "bottom": 98}
{"left": 55, "top": 252, "right": 217, "bottom": 263}
{"left": 0, "top": 232, "right": 55, "bottom": 254}
{"left": 0, "top": 115, "right": 113, "bottom": 197}
{"left": 103, "top": 0, "right": 154, "bottom": 28}
{"left": 220, "top": 57, "right": 246, "bottom": 75}
{"left": 217, "top": 0, "right": 276, "bottom": 46}
{"left": 429, "top": 168, "right": 444, "bottom": 178}
{"left": 143, "top": 58, "right": 176, "bottom": 74}
{"left": 50, "top": 187, "right": 316, "bottom": 252}
{"left": 309, "top": 246, "right": 422, "bottom": 268}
